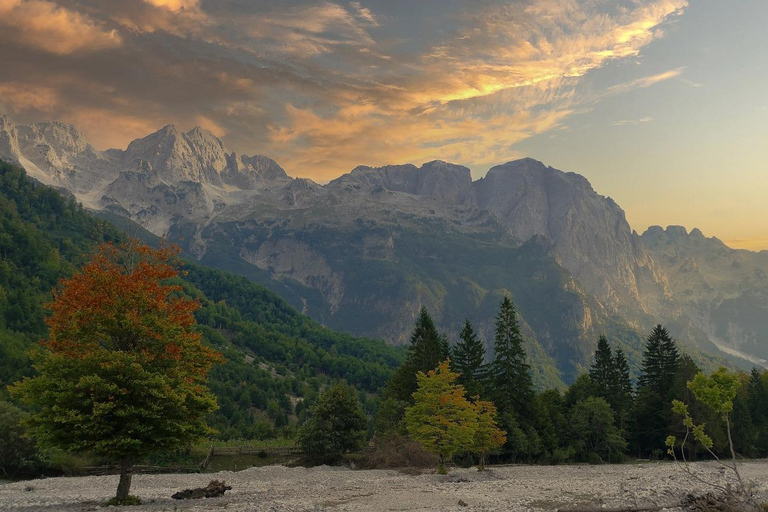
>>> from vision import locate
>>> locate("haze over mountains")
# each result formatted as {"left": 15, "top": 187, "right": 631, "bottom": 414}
{"left": 1, "top": 113, "right": 765, "bottom": 383}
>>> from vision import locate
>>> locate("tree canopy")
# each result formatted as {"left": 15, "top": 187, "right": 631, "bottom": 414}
{"left": 10, "top": 241, "right": 222, "bottom": 502}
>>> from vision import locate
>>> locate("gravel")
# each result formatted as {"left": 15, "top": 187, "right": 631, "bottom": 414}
{"left": 1, "top": 460, "right": 767, "bottom": 511}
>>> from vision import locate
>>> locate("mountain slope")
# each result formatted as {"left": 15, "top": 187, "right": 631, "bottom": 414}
{"left": 642, "top": 225, "right": 768, "bottom": 365}
{"left": 0, "top": 161, "right": 404, "bottom": 439}
{"left": 0, "top": 114, "right": 754, "bottom": 379}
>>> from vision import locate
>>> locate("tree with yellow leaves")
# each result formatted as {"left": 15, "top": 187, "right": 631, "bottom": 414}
{"left": 405, "top": 360, "right": 475, "bottom": 474}
{"left": 470, "top": 398, "right": 506, "bottom": 470}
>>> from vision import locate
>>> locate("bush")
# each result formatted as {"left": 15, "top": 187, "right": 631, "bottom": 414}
{"left": 548, "top": 446, "right": 576, "bottom": 465}
{"left": 361, "top": 436, "right": 439, "bottom": 469}
{"left": 0, "top": 401, "right": 51, "bottom": 478}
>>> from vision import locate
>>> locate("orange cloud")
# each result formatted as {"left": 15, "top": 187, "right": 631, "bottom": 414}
{"left": 142, "top": 0, "right": 200, "bottom": 12}
{"left": 262, "top": 0, "right": 688, "bottom": 177}
{"left": 0, "top": 0, "right": 121, "bottom": 54}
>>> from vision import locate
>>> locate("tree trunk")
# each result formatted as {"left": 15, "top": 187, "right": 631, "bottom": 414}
{"left": 116, "top": 457, "right": 134, "bottom": 502}
{"left": 478, "top": 453, "right": 486, "bottom": 471}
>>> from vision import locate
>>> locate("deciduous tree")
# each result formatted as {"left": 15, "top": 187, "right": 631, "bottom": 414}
{"left": 297, "top": 382, "right": 367, "bottom": 465}
{"left": 470, "top": 399, "right": 506, "bottom": 470}
{"left": 405, "top": 360, "right": 475, "bottom": 474}
{"left": 10, "top": 241, "right": 222, "bottom": 503}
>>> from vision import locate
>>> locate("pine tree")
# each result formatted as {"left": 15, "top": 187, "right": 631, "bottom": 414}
{"left": 453, "top": 320, "right": 486, "bottom": 398}
{"left": 613, "top": 349, "right": 633, "bottom": 401}
{"left": 638, "top": 325, "right": 680, "bottom": 395}
{"left": 612, "top": 348, "right": 633, "bottom": 426}
{"left": 382, "top": 307, "right": 451, "bottom": 406}
{"left": 488, "top": 296, "right": 534, "bottom": 426}
{"left": 590, "top": 335, "right": 615, "bottom": 400}
{"left": 747, "top": 368, "right": 767, "bottom": 425}
{"left": 633, "top": 324, "right": 680, "bottom": 456}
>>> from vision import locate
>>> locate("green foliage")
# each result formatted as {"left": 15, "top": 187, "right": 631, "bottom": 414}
{"left": 638, "top": 324, "right": 680, "bottom": 394}
{"left": 0, "top": 401, "right": 52, "bottom": 477}
{"left": 633, "top": 324, "right": 682, "bottom": 455}
{"left": 688, "top": 367, "right": 741, "bottom": 416}
{"left": 0, "top": 162, "right": 403, "bottom": 442}
{"left": 104, "top": 495, "right": 142, "bottom": 506}
{"left": 405, "top": 360, "right": 476, "bottom": 473}
{"left": 380, "top": 307, "right": 450, "bottom": 431}
{"left": 488, "top": 296, "right": 535, "bottom": 427}
{"left": 569, "top": 397, "right": 627, "bottom": 462}
{"left": 590, "top": 335, "right": 615, "bottom": 396}
{"left": 297, "top": 382, "right": 367, "bottom": 465}
{"left": 452, "top": 319, "right": 486, "bottom": 399}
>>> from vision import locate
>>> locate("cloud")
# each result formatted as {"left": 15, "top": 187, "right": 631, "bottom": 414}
{"left": 0, "top": 0, "right": 688, "bottom": 177}
{"left": 0, "top": 0, "right": 121, "bottom": 55}
{"left": 614, "top": 116, "right": 654, "bottom": 126}
{"left": 142, "top": 0, "right": 200, "bottom": 12}
{"left": 605, "top": 67, "right": 685, "bottom": 96}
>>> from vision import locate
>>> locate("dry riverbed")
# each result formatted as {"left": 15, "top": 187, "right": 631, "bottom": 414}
{"left": 2, "top": 460, "right": 767, "bottom": 511}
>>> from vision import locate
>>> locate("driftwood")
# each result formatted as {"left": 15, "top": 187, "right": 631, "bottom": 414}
{"left": 171, "top": 480, "right": 232, "bottom": 500}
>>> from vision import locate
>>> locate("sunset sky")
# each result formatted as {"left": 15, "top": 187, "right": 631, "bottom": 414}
{"left": 0, "top": 0, "right": 766, "bottom": 249}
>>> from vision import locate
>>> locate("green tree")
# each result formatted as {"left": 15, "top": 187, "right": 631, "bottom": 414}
{"left": 453, "top": 320, "right": 486, "bottom": 398}
{"left": 0, "top": 401, "right": 48, "bottom": 477}
{"left": 10, "top": 242, "right": 222, "bottom": 504}
{"left": 488, "top": 296, "right": 534, "bottom": 425}
{"left": 570, "top": 397, "right": 627, "bottom": 463}
{"left": 297, "top": 382, "right": 367, "bottom": 465}
{"left": 589, "top": 335, "right": 615, "bottom": 399}
{"left": 747, "top": 368, "right": 767, "bottom": 425}
{"left": 379, "top": 307, "right": 451, "bottom": 433}
{"left": 638, "top": 325, "right": 680, "bottom": 394}
{"left": 633, "top": 324, "right": 680, "bottom": 455}
{"left": 405, "top": 360, "right": 476, "bottom": 474}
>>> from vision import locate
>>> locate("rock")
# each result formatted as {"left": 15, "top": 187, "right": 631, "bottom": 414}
{"left": 171, "top": 480, "right": 232, "bottom": 500}
{"left": 0, "top": 114, "right": 21, "bottom": 165}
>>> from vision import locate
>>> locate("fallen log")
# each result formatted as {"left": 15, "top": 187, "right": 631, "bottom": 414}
{"left": 171, "top": 480, "right": 232, "bottom": 500}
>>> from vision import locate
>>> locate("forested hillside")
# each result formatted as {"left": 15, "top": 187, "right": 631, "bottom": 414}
{"left": 0, "top": 161, "right": 404, "bottom": 439}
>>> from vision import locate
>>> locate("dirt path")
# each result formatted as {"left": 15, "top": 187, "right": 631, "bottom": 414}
{"left": 1, "top": 460, "right": 766, "bottom": 511}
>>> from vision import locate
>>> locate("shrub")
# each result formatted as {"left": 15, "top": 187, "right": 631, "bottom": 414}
{"left": 361, "top": 436, "right": 438, "bottom": 469}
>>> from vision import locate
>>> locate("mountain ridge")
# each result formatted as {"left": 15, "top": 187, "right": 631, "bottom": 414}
{"left": 0, "top": 113, "right": 762, "bottom": 378}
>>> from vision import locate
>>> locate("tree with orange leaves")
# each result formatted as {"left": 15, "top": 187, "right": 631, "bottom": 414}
{"left": 10, "top": 241, "right": 222, "bottom": 504}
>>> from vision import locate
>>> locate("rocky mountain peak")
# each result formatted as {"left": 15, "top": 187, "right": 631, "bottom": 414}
{"left": 18, "top": 121, "right": 91, "bottom": 156}
{"left": 476, "top": 158, "right": 671, "bottom": 314}
{"left": 329, "top": 160, "right": 474, "bottom": 204}
{"left": 641, "top": 225, "right": 729, "bottom": 256}
{"left": 123, "top": 124, "right": 227, "bottom": 186}
{"left": 0, "top": 114, "right": 21, "bottom": 165}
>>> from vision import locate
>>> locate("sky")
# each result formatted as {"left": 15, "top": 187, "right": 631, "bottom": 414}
{"left": 0, "top": 0, "right": 766, "bottom": 249}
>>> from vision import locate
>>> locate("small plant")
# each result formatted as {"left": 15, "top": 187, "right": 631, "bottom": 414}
{"left": 104, "top": 495, "right": 142, "bottom": 507}
{"left": 667, "top": 368, "right": 760, "bottom": 510}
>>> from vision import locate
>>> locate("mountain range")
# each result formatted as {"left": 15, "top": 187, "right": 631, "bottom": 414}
{"left": 1, "top": 113, "right": 765, "bottom": 384}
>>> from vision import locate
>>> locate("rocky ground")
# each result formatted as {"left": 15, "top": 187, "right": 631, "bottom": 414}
{"left": 1, "top": 460, "right": 767, "bottom": 511}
